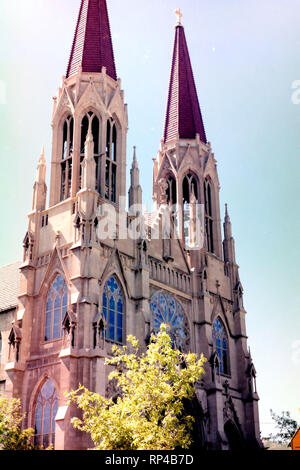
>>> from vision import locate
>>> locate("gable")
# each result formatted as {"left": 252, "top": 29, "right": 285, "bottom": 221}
{"left": 0, "top": 262, "right": 21, "bottom": 313}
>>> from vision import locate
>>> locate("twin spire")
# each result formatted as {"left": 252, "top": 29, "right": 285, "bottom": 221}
{"left": 66, "top": 1, "right": 206, "bottom": 142}
{"left": 66, "top": 0, "right": 117, "bottom": 80}
{"left": 163, "top": 20, "right": 207, "bottom": 144}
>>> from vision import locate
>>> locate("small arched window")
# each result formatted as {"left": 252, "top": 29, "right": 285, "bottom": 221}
{"left": 80, "top": 112, "right": 101, "bottom": 193}
{"left": 102, "top": 276, "right": 124, "bottom": 343}
{"left": 212, "top": 318, "right": 229, "bottom": 375}
{"left": 182, "top": 173, "right": 199, "bottom": 245}
{"left": 105, "top": 119, "right": 118, "bottom": 202}
{"left": 204, "top": 178, "right": 214, "bottom": 253}
{"left": 60, "top": 115, "right": 74, "bottom": 201}
{"left": 45, "top": 274, "right": 68, "bottom": 342}
{"left": 166, "top": 175, "right": 177, "bottom": 206}
{"left": 182, "top": 173, "right": 199, "bottom": 205}
{"left": 34, "top": 379, "right": 58, "bottom": 449}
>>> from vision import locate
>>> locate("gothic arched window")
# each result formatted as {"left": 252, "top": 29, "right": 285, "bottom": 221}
{"left": 166, "top": 175, "right": 177, "bottom": 206}
{"left": 212, "top": 318, "right": 229, "bottom": 375}
{"left": 34, "top": 379, "right": 58, "bottom": 448}
{"left": 150, "top": 292, "right": 190, "bottom": 352}
{"left": 44, "top": 274, "right": 68, "bottom": 342}
{"left": 60, "top": 115, "right": 74, "bottom": 201}
{"left": 182, "top": 173, "right": 199, "bottom": 244}
{"left": 105, "top": 119, "right": 117, "bottom": 202}
{"left": 80, "top": 111, "right": 100, "bottom": 192}
{"left": 102, "top": 276, "right": 124, "bottom": 343}
{"left": 204, "top": 178, "right": 214, "bottom": 253}
{"left": 182, "top": 173, "right": 199, "bottom": 204}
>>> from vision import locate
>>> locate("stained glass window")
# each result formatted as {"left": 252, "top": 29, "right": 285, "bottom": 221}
{"left": 150, "top": 292, "right": 189, "bottom": 351}
{"left": 45, "top": 274, "right": 68, "bottom": 342}
{"left": 212, "top": 318, "right": 229, "bottom": 375}
{"left": 102, "top": 276, "right": 124, "bottom": 343}
{"left": 34, "top": 379, "right": 58, "bottom": 449}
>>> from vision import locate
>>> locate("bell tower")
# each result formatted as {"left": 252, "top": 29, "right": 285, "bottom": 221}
{"left": 49, "top": 0, "right": 128, "bottom": 209}
{"left": 5, "top": 0, "right": 131, "bottom": 451}
{"left": 152, "top": 14, "right": 222, "bottom": 258}
{"left": 151, "top": 11, "right": 262, "bottom": 449}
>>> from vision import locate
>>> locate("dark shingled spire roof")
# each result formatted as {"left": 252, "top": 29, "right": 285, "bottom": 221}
{"left": 163, "top": 24, "right": 207, "bottom": 144}
{"left": 66, "top": 0, "right": 117, "bottom": 80}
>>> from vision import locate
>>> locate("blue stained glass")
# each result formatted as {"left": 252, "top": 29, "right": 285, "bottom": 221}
{"left": 52, "top": 401, "right": 58, "bottom": 434}
{"left": 53, "top": 274, "right": 64, "bottom": 291}
{"left": 43, "top": 403, "right": 51, "bottom": 434}
{"left": 117, "top": 313, "right": 123, "bottom": 329}
{"left": 62, "top": 292, "right": 67, "bottom": 307}
{"left": 117, "top": 299, "right": 123, "bottom": 313}
{"left": 35, "top": 404, "right": 42, "bottom": 434}
{"left": 46, "top": 298, "right": 52, "bottom": 312}
{"left": 151, "top": 292, "right": 189, "bottom": 351}
{"left": 117, "top": 328, "right": 123, "bottom": 343}
{"left": 34, "top": 379, "right": 58, "bottom": 447}
{"left": 54, "top": 296, "right": 60, "bottom": 309}
{"left": 53, "top": 309, "right": 60, "bottom": 339}
{"left": 45, "top": 274, "right": 68, "bottom": 342}
{"left": 45, "top": 311, "right": 51, "bottom": 341}
{"left": 150, "top": 302, "right": 158, "bottom": 314}
{"left": 109, "top": 310, "right": 115, "bottom": 326}
{"left": 213, "top": 318, "right": 229, "bottom": 375}
{"left": 42, "top": 380, "right": 54, "bottom": 399}
{"left": 102, "top": 276, "right": 124, "bottom": 343}
{"left": 109, "top": 325, "right": 115, "bottom": 341}
{"left": 159, "top": 294, "right": 167, "bottom": 315}
{"left": 107, "top": 276, "right": 118, "bottom": 293}
{"left": 109, "top": 296, "right": 115, "bottom": 310}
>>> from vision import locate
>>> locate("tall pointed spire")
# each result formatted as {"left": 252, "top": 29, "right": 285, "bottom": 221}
{"left": 66, "top": 0, "right": 117, "bottom": 80}
{"left": 163, "top": 18, "right": 207, "bottom": 144}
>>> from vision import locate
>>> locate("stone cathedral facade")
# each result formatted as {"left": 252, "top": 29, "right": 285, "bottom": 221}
{"left": 1, "top": 0, "right": 262, "bottom": 450}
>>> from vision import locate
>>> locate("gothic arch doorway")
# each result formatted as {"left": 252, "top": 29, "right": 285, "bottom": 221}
{"left": 224, "top": 420, "right": 243, "bottom": 450}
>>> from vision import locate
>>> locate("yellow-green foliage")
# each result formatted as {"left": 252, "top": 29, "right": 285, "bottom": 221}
{"left": 68, "top": 324, "right": 207, "bottom": 450}
{"left": 0, "top": 395, "right": 35, "bottom": 450}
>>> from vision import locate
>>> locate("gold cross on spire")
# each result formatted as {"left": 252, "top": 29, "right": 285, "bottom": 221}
{"left": 175, "top": 8, "right": 183, "bottom": 25}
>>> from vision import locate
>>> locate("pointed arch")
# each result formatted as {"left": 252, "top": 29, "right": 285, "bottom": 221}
{"left": 164, "top": 171, "right": 177, "bottom": 206}
{"left": 204, "top": 176, "right": 215, "bottom": 253}
{"left": 105, "top": 116, "right": 119, "bottom": 202}
{"left": 182, "top": 171, "right": 199, "bottom": 204}
{"left": 60, "top": 115, "right": 74, "bottom": 201}
{"left": 101, "top": 275, "right": 125, "bottom": 344}
{"left": 150, "top": 291, "right": 190, "bottom": 352}
{"left": 224, "top": 420, "right": 244, "bottom": 450}
{"left": 212, "top": 317, "right": 230, "bottom": 376}
{"left": 79, "top": 110, "right": 101, "bottom": 193}
{"left": 32, "top": 377, "right": 58, "bottom": 449}
{"left": 44, "top": 273, "right": 68, "bottom": 342}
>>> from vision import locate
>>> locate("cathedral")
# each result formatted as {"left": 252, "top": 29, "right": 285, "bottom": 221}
{"left": 0, "top": 0, "right": 262, "bottom": 450}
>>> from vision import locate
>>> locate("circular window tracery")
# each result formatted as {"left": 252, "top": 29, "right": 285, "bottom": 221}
{"left": 150, "top": 292, "right": 190, "bottom": 351}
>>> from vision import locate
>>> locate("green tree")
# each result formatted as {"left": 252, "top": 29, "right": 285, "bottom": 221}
{"left": 269, "top": 409, "right": 298, "bottom": 444}
{"left": 0, "top": 395, "right": 35, "bottom": 450}
{"left": 68, "top": 324, "right": 207, "bottom": 450}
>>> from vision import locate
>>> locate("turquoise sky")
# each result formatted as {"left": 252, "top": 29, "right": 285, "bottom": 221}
{"left": 0, "top": 0, "right": 299, "bottom": 437}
